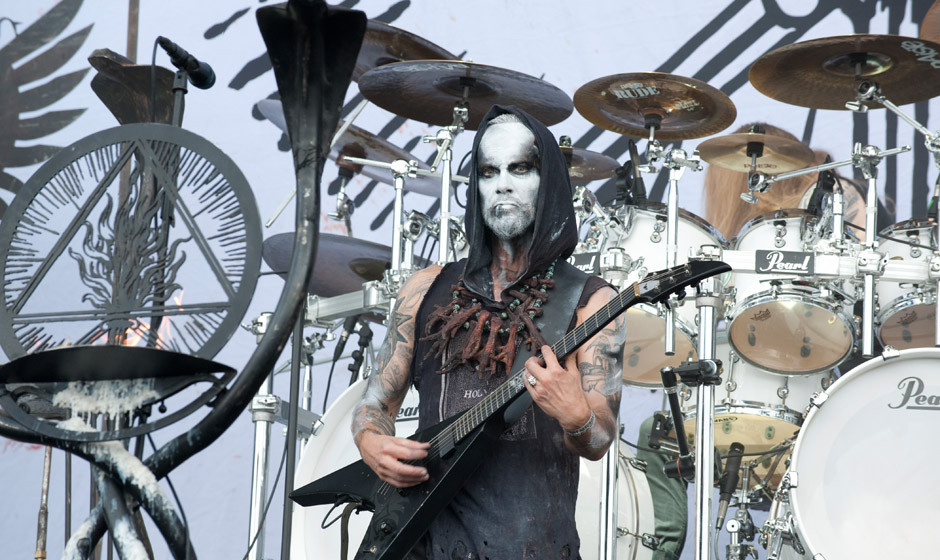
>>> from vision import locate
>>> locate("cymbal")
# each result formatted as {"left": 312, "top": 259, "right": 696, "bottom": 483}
{"left": 573, "top": 72, "right": 736, "bottom": 140}
{"left": 357, "top": 60, "right": 573, "bottom": 130}
{"left": 921, "top": 1, "right": 940, "bottom": 43}
{"left": 353, "top": 20, "right": 457, "bottom": 81}
{"left": 697, "top": 132, "right": 815, "bottom": 173}
{"left": 262, "top": 232, "right": 426, "bottom": 298}
{"left": 256, "top": 99, "right": 445, "bottom": 197}
{"left": 561, "top": 146, "right": 621, "bottom": 183}
{"left": 749, "top": 34, "right": 940, "bottom": 110}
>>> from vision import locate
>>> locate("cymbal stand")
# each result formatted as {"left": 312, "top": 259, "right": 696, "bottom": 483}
{"left": 265, "top": 98, "right": 370, "bottom": 228}
{"left": 693, "top": 268, "right": 722, "bottom": 560}
{"left": 424, "top": 103, "right": 469, "bottom": 264}
{"left": 327, "top": 166, "right": 356, "bottom": 236}
{"left": 849, "top": 80, "right": 940, "bottom": 348}
{"left": 246, "top": 312, "right": 275, "bottom": 560}
{"left": 646, "top": 136, "right": 703, "bottom": 357}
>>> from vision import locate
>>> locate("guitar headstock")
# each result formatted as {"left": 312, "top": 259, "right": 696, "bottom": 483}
{"left": 635, "top": 260, "right": 731, "bottom": 304}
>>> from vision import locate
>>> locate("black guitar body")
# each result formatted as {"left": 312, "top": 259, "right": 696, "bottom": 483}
{"left": 291, "top": 403, "right": 512, "bottom": 560}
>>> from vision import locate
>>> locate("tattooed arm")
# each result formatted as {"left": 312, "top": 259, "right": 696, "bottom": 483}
{"left": 524, "top": 286, "right": 624, "bottom": 460}
{"left": 352, "top": 265, "right": 440, "bottom": 487}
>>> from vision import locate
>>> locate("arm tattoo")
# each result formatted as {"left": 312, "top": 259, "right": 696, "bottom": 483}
{"left": 580, "top": 312, "right": 626, "bottom": 408}
{"left": 351, "top": 270, "right": 436, "bottom": 444}
{"left": 565, "top": 305, "right": 625, "bottom": 457}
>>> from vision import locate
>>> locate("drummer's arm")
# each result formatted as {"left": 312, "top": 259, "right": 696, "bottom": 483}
{"left": 351, "top": 265, "right": 440, "bottom": 487}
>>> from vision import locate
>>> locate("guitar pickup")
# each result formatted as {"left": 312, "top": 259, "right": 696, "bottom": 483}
{"left": 438, "top": 431, "right": 455, "bottom": 457}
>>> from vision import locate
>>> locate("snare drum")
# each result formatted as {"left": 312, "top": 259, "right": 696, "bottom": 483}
{"left": 679, "top": 341, "right": 833, "bottom": 488}
{"left": 764, "top": 348, "right": 940, "bottom": 560}
{"left": 728, "top": 210, "right": 856, "bottom": 374}
{"left": 291, "top": 380, "right": 654, "bottom": 559}
{"left": 875, "top": 219, "right": 937, "bottom": 349}
{"left": 582, "top": 203, "right": 727, "bottom": 386}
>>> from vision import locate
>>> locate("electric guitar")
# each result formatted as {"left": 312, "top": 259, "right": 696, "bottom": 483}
{"left": 290, "top": 260, "right": 730, "bottom": 560}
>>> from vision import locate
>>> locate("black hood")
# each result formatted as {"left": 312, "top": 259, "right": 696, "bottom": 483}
{"left": 461, "top": 105, "right": 578, "bottom": 305}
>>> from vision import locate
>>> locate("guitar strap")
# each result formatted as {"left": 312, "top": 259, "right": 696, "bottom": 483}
{"left": 502, "top": 261, "right": 589, "bottom": 425}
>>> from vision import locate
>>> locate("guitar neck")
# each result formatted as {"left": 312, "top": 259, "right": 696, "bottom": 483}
{"left": 449, "top": 286, "right": 639, "bottom": 442}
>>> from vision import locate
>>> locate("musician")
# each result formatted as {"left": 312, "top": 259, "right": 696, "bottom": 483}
{"left": 352, "top": 105, "right": 625, "bottom": 559}
{"left": 703, "top": 122, "right": 867, "bottom": 241}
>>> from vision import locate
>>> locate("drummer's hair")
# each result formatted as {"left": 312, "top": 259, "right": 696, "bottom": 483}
{"left": 703, "top": 122, "right": 823, "bottom": 240}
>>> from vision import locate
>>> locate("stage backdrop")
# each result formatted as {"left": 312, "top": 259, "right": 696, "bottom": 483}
{"left": 0, "top": 1, "right": 936, "bottom": 559}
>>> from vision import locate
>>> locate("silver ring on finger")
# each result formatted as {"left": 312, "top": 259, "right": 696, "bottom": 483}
{"left": 527, "top": 374, "right": 537, "bottom": 387}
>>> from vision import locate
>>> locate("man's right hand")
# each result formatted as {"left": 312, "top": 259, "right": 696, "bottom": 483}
{"left": 357, "top": 431, "right": 430, "bottom": 488}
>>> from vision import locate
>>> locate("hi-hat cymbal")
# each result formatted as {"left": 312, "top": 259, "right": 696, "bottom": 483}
{"left": 357, "top": 60, "right": 573, "bottom": 130}
{"left": 697, "top": 132, "right": 815, "bottom": 173}
{"left": 573, "top": 72, "right": 736, "bottom": 140}
{"left": 263, "top": 232, "right": 426, "bottom": 298}
{"left": 256, "top": 99, "right": 446, "bottom": 197}
{"left": 561, "top": 146, "right": 621, "bottom": 183}
{"left": 354, "top": 20, "right": 457, "bottom": 81}
{"left": 749, "top": 34, "right": 940, "bottom": 110}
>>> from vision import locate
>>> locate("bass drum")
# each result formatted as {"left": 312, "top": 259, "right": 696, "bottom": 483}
{"left": 775, "top": 348, "right": 940, "bottom": 559}
{"left": 291, "top": 380, "right": 655, "bottom": 559}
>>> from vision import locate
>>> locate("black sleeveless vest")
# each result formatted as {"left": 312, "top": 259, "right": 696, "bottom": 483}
{"left": 409, "top": 260, "right": 605, "bottom": 560}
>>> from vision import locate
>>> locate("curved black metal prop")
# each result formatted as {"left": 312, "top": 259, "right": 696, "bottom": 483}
{"left": 13, "top": 1, "right": 366, "bottom": 558}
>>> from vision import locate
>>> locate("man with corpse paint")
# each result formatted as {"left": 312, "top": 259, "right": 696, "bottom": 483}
{"left": 352, "top": 105, "right": 626, "bottom": 559}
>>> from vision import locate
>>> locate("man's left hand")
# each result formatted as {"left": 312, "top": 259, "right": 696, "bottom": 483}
{"left": 523, "top": 345, "right": 593, "bottom": 432}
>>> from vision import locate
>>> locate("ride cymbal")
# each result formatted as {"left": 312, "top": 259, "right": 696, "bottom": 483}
{"left": 357, "top": 60, "right": 573, "bottom": 130}
{"left": 353, "top": 20, "right": 457, "bottom": 81}
{"left": 749, "top": 34, "right": 940, "bottom": 109}
{"left": 697, "top": 132, "right": 815, "bottom": 173}
{"left": 573, "top": 72, "right": 736, "bottom": 140}
{"left": 263, "top": 233, "right": 426, "bottom": 297}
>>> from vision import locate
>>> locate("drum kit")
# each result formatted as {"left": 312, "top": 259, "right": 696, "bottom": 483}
{"left": 262, "top": 17, "right": 940, "bottom": 560}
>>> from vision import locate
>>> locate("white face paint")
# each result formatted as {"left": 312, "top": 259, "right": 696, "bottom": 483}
{"left": 477, "top": 121, "right": 540, "bottom": 241}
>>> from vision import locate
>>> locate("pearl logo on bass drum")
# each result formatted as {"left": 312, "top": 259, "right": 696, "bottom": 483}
{"left": 755, "top": 250, "right": 814, "bottom": 275}
{"left": 889, "top": 376, "right": 940, "bottom": 410}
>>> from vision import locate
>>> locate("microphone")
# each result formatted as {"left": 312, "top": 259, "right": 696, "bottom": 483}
{"left": 715, "top": 442, "right": 745, "bottom": 530}
{"left": 333, "top": 315, "right": 360, "bottom": 362}
{"left": 156, "top": 36, "right": 216, "bottom": 89}
{"left": 628, "top": 140, "right": 647, "bottom": 204}
{"left": 806, "top": 157, "right": 835, "bottom": 217}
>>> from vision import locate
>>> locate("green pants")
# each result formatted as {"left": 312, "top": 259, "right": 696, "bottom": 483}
{"left": 635, "top": 415, "right": 688, "bottom": 560}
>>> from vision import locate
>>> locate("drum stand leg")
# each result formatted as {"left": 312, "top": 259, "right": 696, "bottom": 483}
{"left": 598, "top": 438, "right": 620, "bottom": 560}
{"left": 247, "top": 313, "right": 275, "bottom": 560}
{"left": 659, "top": 275, "right": 723, "bottom": 560}
{"left": 693, "top": 277, "right": 720, "bottom": 560}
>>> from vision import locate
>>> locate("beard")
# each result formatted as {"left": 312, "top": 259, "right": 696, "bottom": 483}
{"left": 483, "top": 202, "right": 535, "bottom": 241}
